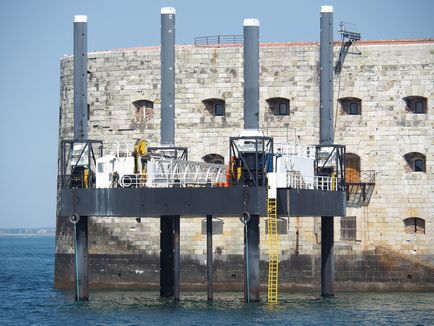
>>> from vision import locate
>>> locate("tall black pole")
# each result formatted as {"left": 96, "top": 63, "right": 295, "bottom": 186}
{"left": 160, "top": 216, "right": 175, "bottom": 298}
{"left": 243, "top": 18, "right": 260, "bottom": 131}
{"left": 159, "top": 8, "right": 180, "bottom": 301}
{"left": 75, "top": 216, "right": 89, "bottom": 301}
{"left": 73, "top": 15, "right": 88, "bottom": 141}
{"left": 321, "top": 216, "right": 334, "bottom": 296}
{"left": 320, "top": 6, "right": 334, "bottom": 146}
{"left": 160, "top": 7, "right": 176, "bottom": 146}
{"left": 206, "top": 215, "right": 213, "bottom": 301}
{"left": 73, "top": 15, "right": 89, "bottom": 301}
{"left": 173, "top": 215, "right": 180, "bottom": 301}
{"left": 319, "top": 5, "right": 335, "bottom": 297}
{"left": 242, "top": 17, "right": 261, "bottom": 302}
{"left": 245, "top": 214, "right": 260, "bottom": 302}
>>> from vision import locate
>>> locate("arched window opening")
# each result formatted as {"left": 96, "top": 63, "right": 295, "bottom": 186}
{"left": 404, "top": 217, "right": 425, "bottom": 234}
{"left": 266, "top": 97, "right": 290, "bottom": 116}
{"left": 345, "top": 153, "right": 361, "bottom": 183}
{"left": 339, "top": 97, "right": 362, "bottom": 115}
{"left": 403, "top": 152, "right": 426, "bottom": 173}
{"left": 132, "top": 100, "right": 154, "bottom": 127}
{"left": 202, "top": 153, "right": 224, "bottom": 165}
{"left": 404, "top": 96, "right": 427, "bottom": 114}
{"left": 202, "top": 98, "right": 225, "bottom": 116}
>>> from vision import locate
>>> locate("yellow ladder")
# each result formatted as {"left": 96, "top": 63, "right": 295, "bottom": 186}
{"left": 267, "top": 197, "right": 279, "bottom": 303}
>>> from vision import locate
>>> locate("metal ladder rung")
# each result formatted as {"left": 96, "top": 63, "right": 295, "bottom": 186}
{"left": 267, "top": 194, "right": 278, "bottom": 303}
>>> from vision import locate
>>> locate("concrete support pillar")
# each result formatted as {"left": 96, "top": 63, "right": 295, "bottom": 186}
{"left": 206, "top": 215, "right": 213, "bottom": 301}
{"left": 244, "top": 214, "right": 260, "bottom": 302}
{"left": 74, "top": 216, "right": 89, "bottom": 301}
{"left": 321, "top": 216, "right": 334, "bottom": 297}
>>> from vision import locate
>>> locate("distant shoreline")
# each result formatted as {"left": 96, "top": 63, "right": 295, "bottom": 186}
{"left": 0, "top": 227, "right": 55, "bottom": 236}
{"left": 0, "top": 234, "right": 55, "bottom": 236}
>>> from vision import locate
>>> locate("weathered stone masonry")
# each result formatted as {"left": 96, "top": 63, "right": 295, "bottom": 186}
{"left": 56, "top": 39, "right": 434, "bottom": 291}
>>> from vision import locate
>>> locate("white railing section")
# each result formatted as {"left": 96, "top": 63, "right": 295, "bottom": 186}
{"left": 120, "top": 158, "right": 227, "bottom": 188}
{"left": 274, "top": 144, "right": 316, "bottom": 159}
{"left": 287, "top": 172, "right": 337, "bottom": 191}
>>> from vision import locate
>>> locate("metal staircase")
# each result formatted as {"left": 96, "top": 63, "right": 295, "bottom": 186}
{"left": 267, "top": 173, "right": 279, "bottom": 303}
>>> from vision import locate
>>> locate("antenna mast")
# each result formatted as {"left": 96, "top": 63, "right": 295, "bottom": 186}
{"left": 335, "top": 22, "right": 361, "bottom": 75}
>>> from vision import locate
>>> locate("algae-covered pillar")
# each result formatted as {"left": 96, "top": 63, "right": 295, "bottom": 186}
{"left": 73, "top": 14, "right": 89, "bottom": 301}
{"left": 319, "top": 5, "right": 335, "bottom": 297}
{"left": 243, "top": 17, "right": 261, "bottom": 303}
{"left": 159, "top": 7, "right": 181, "bottom": 301}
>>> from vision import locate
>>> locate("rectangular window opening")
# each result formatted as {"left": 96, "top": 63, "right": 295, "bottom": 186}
{"left": 349, "top": 102, "right": 359, "bottom": 115}
{"left": 278, "top": 102, "right": 288, "bottom": 115}
{"left": 415, "top": 101, "right": 424, "bottom": 114}
{"left": 340, "top": 216, "right": 356, "bottom": 241}
{"left": 214, "top": 103, "right": 225, "bottom": 116}
{"left": 414, "top": 159, "right": 424, "bottom": 172}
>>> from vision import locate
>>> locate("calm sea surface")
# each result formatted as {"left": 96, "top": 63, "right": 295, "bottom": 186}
{"left": 0, "top": 235, "right": 433, "bottom": 325}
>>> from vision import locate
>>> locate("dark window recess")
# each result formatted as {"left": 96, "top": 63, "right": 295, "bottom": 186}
{"left": 349, "top": 102, "right": 359, "bottom": 115}
{"left": 201, "top": 218, "right": 224, "bottom": 235}
{"left": 414, "top": 159, "right": 424, "bottom": 172}
{"left": 403, "top": 152, "right": 426, "bottom": 173}
{"left": 202, "top": 153, "right": 224, "bottom": 165}
{"left": 404, "top": 96, "right": 427, "bottom": 114}
{"left": 404, "top": 217, "right": 425, "bottom": 234}
{"left": 266, "top": 97, "right": 290, "bottom": 116}
{"left": 202, "top": 98, "right": 225, "bottom": 116}
{"left": 215, "top": 103, "right": 225, "bottom": 116}
{"left": 340, "top": 216, "right": 356, "bottom": 241}
{"left": 415, "top": 101, "right": 424, "bottom": 114}
{"left": 265, "top": 218, "right": 288, "bottom": 235}
{"left": 339, "top": 97, "right": 362, "bottom": 115}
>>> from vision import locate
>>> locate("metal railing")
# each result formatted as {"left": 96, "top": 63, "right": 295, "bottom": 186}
{"left": 119, "top": 172, "right": 227, "bottom": 188}
{"left": 287, "top": 172, "right": 337, "bottom": 191}
{"left": 346, "top": 170, "right": 375, "bottom": 184}
{"left": 194, "top": 35, "right": 243, "bottom": 46}
{"left": 118, "top": 158, "right": 227, "bottom": 188}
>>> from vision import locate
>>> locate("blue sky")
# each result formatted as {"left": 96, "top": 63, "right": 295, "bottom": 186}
{"left": 0, "top": 0, "right": 433, "bottom": 228}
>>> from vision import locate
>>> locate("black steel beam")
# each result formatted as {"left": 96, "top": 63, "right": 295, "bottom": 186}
{"left": 277, "top": 189, "right": 345, "bottom": 217}
{"left": 321, "top": 216, "right": 334, "bottom": 297}
{"left": 61, "top": 187, "right": 266, "bottom": 217}
{"left": 160, "top": 216, "right": 174, "bottom": 298}
{"left": 61, "top": 187, "right": 344, "bottom": 218}
{"left": 206, "top": 215, "right": 213, "bottom": 301}
{"left": 74, "top": 216, "right": 89, "bottom": 301}
{"left": 244, "top": 214, "right": 260, "bottom": 302}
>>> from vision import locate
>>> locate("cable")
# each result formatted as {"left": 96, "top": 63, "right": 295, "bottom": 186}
{"left": 244, "top": 223, "right": 250, "bottom": 303}
{"left": 333, "top": 68, "right": 343, "bottom": 141}
{"left": 73, "top": 222, "right": 80, "bottom": 301}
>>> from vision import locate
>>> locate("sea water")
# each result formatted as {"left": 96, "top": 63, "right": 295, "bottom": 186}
{"left": 0, "top": 236, "right": 433, "bottom": 325}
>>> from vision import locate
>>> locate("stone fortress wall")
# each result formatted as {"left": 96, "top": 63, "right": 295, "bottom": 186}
{"left": 55, "top": 39, "right": 434, "bottom": 291}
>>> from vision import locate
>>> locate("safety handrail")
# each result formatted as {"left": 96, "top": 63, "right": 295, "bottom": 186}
{"left": 287, "top": 172, "right": 337, "bottom": 191}
{"left": 194, "top": 35, "right": 243, "bottom": 46}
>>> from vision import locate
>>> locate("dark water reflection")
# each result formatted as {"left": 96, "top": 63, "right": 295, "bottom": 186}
{"left": 0, "top": 236, "right": 433, "bottom": 325}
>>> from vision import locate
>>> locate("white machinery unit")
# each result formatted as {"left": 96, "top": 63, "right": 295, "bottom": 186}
{"left": 274, "top": 144, "right": 336, "bottom": 191}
